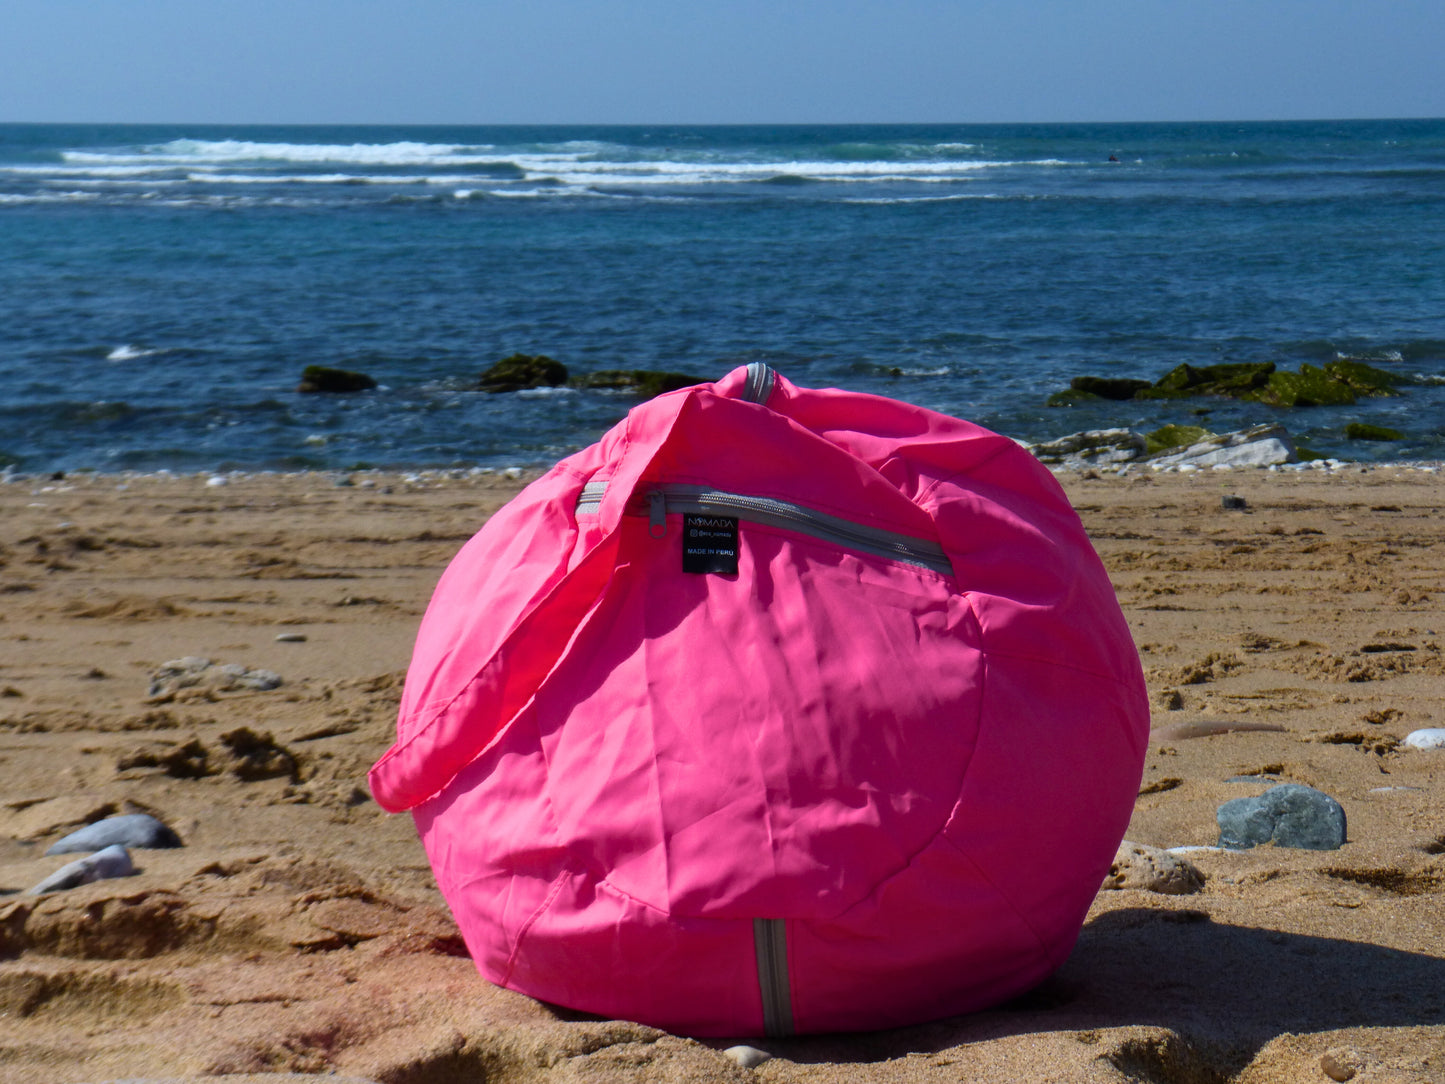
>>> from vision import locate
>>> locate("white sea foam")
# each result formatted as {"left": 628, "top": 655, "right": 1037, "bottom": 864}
{"left": 48, "top": 140, "right": 1071, "bottom": 191}
{"left": 106, "top": 344, "right": 159, "bottom": 361}
{"left": 0, "top": 191, "right": 101, "bottom": 204}
{"left": 63, "top": 139, "right": 516, "bottom": 169}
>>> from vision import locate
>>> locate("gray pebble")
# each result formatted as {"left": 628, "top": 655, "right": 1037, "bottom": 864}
{"left": 149, "top": 657, "right": 282, "bottom": 698}
{"left": 46, "top": 813, "right": 182, "bottom": 855}
{"left": 28, "top": 844, "right": 134, "bottom": 894}
{"left": 1217, "top": 783, "right": 1346, "bottom": 850}
{"left": 275, "top": 632, "right": 308, "bottom": 643}
{"left": 723, "top": 1045, "right": 773, "bottom": 1069}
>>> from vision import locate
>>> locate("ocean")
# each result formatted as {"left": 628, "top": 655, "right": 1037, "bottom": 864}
{"left": 2, "top": 119, "right": 1443, "bottom": 474}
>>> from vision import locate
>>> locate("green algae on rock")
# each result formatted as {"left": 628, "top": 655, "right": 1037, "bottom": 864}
{"left": 567, "top": 369, "right": 704, "bottom": 398}
{"left": 477, "top": 353, "right": 569, "bottom": 393}
{"left": 1145, "top": 424, "right": 1213, "bottom": 455}
{"left": 1346, "top": 422, "right": 1406, "bottom": 441}
{"left": 1051, "top": 358, "right": 1409, "bottom": 409}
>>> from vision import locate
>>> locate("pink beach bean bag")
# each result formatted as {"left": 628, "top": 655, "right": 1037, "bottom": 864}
{"left": 369, "top": 363, "right": 1149, "bottom": 1036}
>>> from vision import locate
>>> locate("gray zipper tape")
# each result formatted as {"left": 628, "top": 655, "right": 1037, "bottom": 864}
{"left": 753, "top": 918, "right": 795, "bottom": 1038}
{"left": 576, "top": 482, "right": 951, "bottom": 576}
{"left": 743, "top": 361, "right": 777, "bottom": 405}
{"left": 634, "top": 484, "right": 953, "bottom": 576}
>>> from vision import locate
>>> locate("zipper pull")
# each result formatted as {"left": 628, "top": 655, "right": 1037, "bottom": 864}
{"left": 648, "top": 491, "right": 667, "bottom": 538}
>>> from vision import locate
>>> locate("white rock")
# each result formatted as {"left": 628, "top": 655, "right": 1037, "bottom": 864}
{"left": 1026, "top": 428, "right": 1146, "bottom": 471}
{"left": 1403, "top": 728, "right": 1445, "bottom": 750}
{"left": 724, "top": 1045, "right": 773, "bottom": 1069}
{"left": 205, "top": 475, "right": 228, "bottom": 487}
{"left": 1147, "top": 424, "right": 1297, "bottom": 470}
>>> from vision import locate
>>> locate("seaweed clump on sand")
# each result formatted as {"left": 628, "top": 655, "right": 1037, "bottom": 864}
{"left": 1048, "top": 358, "right": 1409, "bottom": 408}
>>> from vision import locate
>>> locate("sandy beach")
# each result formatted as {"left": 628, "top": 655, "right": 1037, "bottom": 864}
{"left": 2, "top": 464, "right": 1443, "bottom": 1083}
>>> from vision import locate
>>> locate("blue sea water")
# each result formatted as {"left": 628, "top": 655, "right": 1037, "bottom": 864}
{"left": 2, "top": 119, "right": 1443, "bottom": 473}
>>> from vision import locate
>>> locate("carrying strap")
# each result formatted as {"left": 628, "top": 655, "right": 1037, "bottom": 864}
{"left": 367, "top": 365, "right": 778, "bottom": 813}
{"left": 368, "top": 527, "right": 625, "bottom": 812}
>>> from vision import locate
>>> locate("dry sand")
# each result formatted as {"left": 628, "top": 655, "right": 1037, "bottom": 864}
{"left": 1, "top": 465, "right": 1442, "bottom": 1083}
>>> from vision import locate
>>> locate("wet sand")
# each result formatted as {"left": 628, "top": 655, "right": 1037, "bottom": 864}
{"left": 2, "top": 465, "right": 1443, "bottom": 1083}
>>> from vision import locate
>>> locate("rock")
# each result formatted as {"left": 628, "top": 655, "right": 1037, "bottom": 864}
{"left": 568, "top": 369, "right": 703, "bottom": 399}
{"left": 1255, "top": 363, "right": 1359, "bottom": 407}
{"left": 45, "top": 813, "right": 182, "bottom": 855}
{"left": 1147, "top": 423, "right": 1297, "bottom": 469}
{"left": 1220, "top": 494, "right": 1249, "bottom": 510}
{"left": 147, "top": 657, "right": 282, "bottom": 701}
{"left": 1346, "top": 422, "right": 1405, "bottom": 441}
{"left": 1145, "top": 424, "right": 1213, "bottom": 455}
{"left": 1065, "top": 376, "right": 1155, "bottom": 402}
{"left": 1026, "top": 428, "right": 1146, "bottom": 469}
{"left": 1216, "top": 783, "right": 1347, "bottom": 850}
{"left": 1048, "top": 358, "right": 1409, "bottom": 409}
{"left": 1102, "top": 841, "right": 1204, "bottom": 894}
{"left": 1139, "top": 361, "right": 1277, "bottom": 400}
{"left": 275, "top": 632, "right": 308, "bottom": 643}
{"left": 1320, "top": 1046, "right": 1371, "bottom": 1081}
{"left": 723, "top": 1045, "right": 773, "bottom": 1069}
{"left": 477, "top": 353, "right": 568, "bottom": 393}
{"left": 28, "top": 844, "right": 134, "bottom": 894}
{"left": 297, "top": 365, "right": 377, "bottom": 393}
{"left": 1403, "top": 728, "right": 1445, "bottom": 750}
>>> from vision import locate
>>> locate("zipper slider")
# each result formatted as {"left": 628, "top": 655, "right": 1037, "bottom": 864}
{"left": 648, "top": 491, "right": 667, "bottom": 538}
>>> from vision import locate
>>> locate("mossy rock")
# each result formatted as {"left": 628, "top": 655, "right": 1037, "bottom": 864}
{"left": 1345, "top": 422, "right": 1405, "bottom": 441}
{"left": 1144, "top": 362, "right": 1276, "bottom": 399}
{"left": 1325, "top": 359, "right": 1408, "bottom": 393}
{"left": 1252, "top": 364, "right": 1359, "bottom": 407}
{"left": 297, "top": 365, "right": 377, "bottom": 393}
{"left": 1069, "top": 376, "right": 1153, "bottom": 401}
{"left": 1046, "top": 389, "right": 1104, "bottom": 407}
{"left": 1145, "top": 424, "right": 1213, "bottom": 455}
{"left": 478, "top": 354, "right": 569, "bottom": 393}
{"left": 569, "top": 369, "right": 703, "bottom": 399}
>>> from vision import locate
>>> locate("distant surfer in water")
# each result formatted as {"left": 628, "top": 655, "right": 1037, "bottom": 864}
{"left": 1108, "top": 154, "right": 1120, "bottom": 163}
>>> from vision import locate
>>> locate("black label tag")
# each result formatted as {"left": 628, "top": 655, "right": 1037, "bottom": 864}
{"left": 682, "top": 514, "right": 739, "bottom": 575}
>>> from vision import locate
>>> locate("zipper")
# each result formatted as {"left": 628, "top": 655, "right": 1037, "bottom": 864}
{"left": 620, "top": 484, "right": 952, "bottom": 577}
{"left": 753, "top": 918, "right": 794, "bottom": 1038}
{"left": 577, "top": 482, "right": 950, "bottom": 576}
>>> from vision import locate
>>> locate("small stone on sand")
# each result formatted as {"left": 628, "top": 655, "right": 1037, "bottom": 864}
{"left": 45, "top": 812, "right": 183, "bottom": 854}
{"left": 1217, "top": 783, "right": 1347, "bottom": 850}
{"left": 28, "top": 844, "right": 134, "bottom": 894}
{"left": 1103, "top": 841, "right": 1204, "bottom": 894}
{"left": 724, "top": 1045, "right": 773, "bottom": 1069}
{"left": 1402, "top": 728, "right": 1445, "bottom": 750}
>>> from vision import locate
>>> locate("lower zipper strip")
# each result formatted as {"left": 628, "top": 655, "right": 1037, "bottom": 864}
{"left": 753, "top": 918, "right": 795, "bottom": 1038}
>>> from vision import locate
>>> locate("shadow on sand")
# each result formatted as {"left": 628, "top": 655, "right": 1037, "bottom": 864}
{"left": 759, "top": 907, "right": 1445, "bottom": 1078}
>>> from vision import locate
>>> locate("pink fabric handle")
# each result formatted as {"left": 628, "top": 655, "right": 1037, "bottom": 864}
{"left": 368, "top": 529, "right": 622, "bottom": 812}
{"left": 368, "top": 370, "right": 766, "bottom": 812}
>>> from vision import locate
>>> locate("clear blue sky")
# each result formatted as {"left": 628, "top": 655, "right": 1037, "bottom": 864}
{"left": 5, "top": 0, "right": 1443, "bottom": 125}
